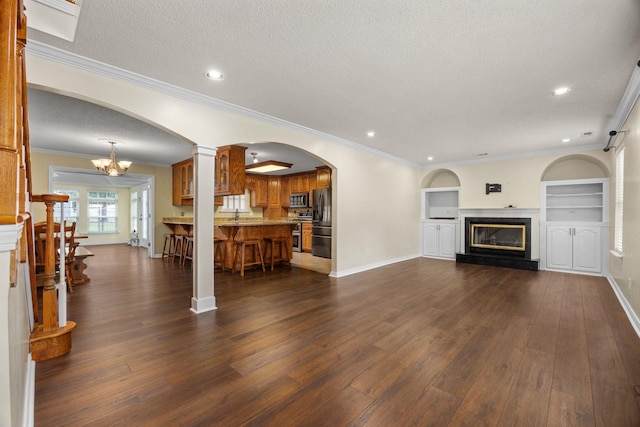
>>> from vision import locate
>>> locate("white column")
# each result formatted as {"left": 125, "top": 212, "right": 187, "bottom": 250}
{"left": 191, "top": 145, "right": 217, "bottom": 313}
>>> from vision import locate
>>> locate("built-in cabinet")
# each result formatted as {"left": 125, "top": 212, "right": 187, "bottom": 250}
{"left": 316, "top": 166, "right": 331, "bottom": 189}
{"left": 420, "top": 187, "right": 459, "bottom": 260}
{"left": 280, "top": 176, "right": 291, "bottom": 207}
{"left": 171, "top": 158, "right": 194, "bottom": 206}
{"left": 215, "top": 145, "right": 247, "bottom": 196}
{"left": 421, "top": 220, "right": 458, "bottom": 259}
{"left": 546, "top": 226, "right": 602, "bottom": 273}
{"left": 172, "top": 145, "right": 247, "bottom": 206}
{"left": 245, "top": 173, "right": 269, "bottom": 207}
{"left": 302, "top": 222, "right": 313, "bottom": 252}
{"left": 540, "top": 178, "right": 609, "bottom": 275}
{"left": 290, "top": 174, "right": 310, "bottom": 193}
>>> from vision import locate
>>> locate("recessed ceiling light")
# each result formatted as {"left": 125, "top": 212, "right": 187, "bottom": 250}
{"left": 427, "top": 156, "right": 433, "bottom": 161}
{"left": 562, "top": 138, "right": 571, "bottom": 143}
{"left": 552, "top": 87, "right": 571, "bottom": 96}
{"left": 366, "top": 131, "right": 376, "bottom": 137}
{"left": 205, "top": 70, "right": 224, "bottom": 80}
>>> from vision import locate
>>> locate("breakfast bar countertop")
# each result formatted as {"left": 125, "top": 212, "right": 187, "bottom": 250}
{"left": 162, "top": 217, "right": 300, "bottom": 226}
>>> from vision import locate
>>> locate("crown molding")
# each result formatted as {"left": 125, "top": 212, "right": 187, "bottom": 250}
{"left": 25, "top": 40, "right": 419, "bottom": 169}
{"left": 422, "top": 142, "right": 604, "bottom": 170}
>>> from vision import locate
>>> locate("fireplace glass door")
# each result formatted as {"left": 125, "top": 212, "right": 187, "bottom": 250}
{"left": 470, "top": 224, "right": 526, "bottom": 252}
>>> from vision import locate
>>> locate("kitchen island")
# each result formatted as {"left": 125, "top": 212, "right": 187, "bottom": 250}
{"left": 163, "top": 217, "right": 298, "bottom": 271}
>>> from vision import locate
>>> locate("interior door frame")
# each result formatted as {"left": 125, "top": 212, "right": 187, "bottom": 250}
{"left": 48, "top": 165, "right": 155, "bottom": 258}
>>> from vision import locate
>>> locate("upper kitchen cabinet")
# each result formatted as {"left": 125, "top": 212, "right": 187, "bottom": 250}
{"left": 215, "top": 145, "right": 247, "bottom": 196}
{"left": 245, "top": 173, "right": 269, "bottom": 207}
{"left": 290, "top": 173, "right": 310, "bottom": 194}
{"left": 316, "top": 166, "right": 331, "bottom": 189}
{"left": 280, "top": 176, "right": 291, "bottom": 207}
{"left": 172, "top": 158, "right": 194, "bottom": 206}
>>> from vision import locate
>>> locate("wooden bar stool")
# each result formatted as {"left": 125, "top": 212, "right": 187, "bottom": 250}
{"left": 214, "top": 238, "right": 226, "bottom": 271}
{"left": 161, "top": 233, "right": 176, "bottom": 261}
{"left": 182, "top": 236, "right": 194, "bottom": 266}
{"left": 172, "top": 235, "right": 186, "bottom": 263}
{"left": 232, "top": 239, "right": 265, "bottom": 276}
{"left": 264, "top": 237, "right": 290, "bottom": 271}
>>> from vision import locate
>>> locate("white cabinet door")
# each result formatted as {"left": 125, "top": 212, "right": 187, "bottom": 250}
{"left": 573, "top": 226, "right": 601, "bottom": 273}
{"left": 547, "top": 226, "right": 573, "bottom": 270}
{"left": 422, "top": 221, "right": 457, "bottom": 259}
{"left": 546, "top": 226, "right": 602, "bottom": 273}
{"left": 422, "top": 223, "right": 440, "bottom": 257}
{"left": 438, "top": 223, "right": 457, "bottom": 258}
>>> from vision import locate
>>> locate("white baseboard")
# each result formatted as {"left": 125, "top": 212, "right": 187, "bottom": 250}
{"left": 607, "top": 274, "right": 640, "bottom": 339}
{"left": 331, "top": 253, "right": 421, "bottom": 278}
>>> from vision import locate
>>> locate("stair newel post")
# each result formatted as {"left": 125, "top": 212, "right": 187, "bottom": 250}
{"left": 30, "top": 193, "right": 75, "bottom": 362}
{"left": 40, "top": 195, "right": 67, "bottom": 331}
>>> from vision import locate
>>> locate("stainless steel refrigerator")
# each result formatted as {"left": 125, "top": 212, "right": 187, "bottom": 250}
{"left": 312, "top": 188, "right": 331, "bottom": 258}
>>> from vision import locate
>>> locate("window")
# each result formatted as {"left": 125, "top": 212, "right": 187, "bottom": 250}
{"left": 53, "top": 189, "right": 79, "bottom": 224}
{"left": 88, "top": 190, "right": 118, "bottom": 234}
{"left": 614, "top": 148, "right": 624, "bottom": 254}
{"left": 221, "top": 190, "right": 248, "bottom": 213}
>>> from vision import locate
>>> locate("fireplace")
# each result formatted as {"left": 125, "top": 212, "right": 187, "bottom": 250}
{"left": 456, "top": 213, "right": 539, "bottom": 271}
{"left": 466, "top": 217, "right": 531, "bottom": 259}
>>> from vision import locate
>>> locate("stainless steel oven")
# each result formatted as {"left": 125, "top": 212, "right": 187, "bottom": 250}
{"left": 292, "top": 222, "right": 302, "bottom": 252}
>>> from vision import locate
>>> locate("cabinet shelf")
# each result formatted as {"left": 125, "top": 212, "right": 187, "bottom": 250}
{"left": 546, "top": 193, "right": 603, "bottom": 197}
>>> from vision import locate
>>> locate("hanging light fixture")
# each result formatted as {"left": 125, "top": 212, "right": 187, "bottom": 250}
{"left": 246, "top": 160, "right": 292, "bottom": 173}
{"left": 91, "top": 140, "right": 132, "bottom": 176}
{"left": 251, "top": 152, "right": 259, "bottom": 163}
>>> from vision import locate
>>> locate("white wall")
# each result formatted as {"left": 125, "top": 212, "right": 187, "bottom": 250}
{"left": 26, "top": 54, "right": 422, "bottom": 275}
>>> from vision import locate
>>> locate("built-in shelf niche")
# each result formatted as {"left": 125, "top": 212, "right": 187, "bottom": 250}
{"left": 421, "top": 187, "right": 459, "bottom": 220}
{"left": 542, "top": 179, "right": 608, "bottom": 223}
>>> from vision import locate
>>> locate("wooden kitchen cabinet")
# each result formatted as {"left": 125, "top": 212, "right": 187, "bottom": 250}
{"left": 290, "top": 174, "right": 309, "bottom": 194}
{"left": 302, "top": 222, "right": 313, "bottom": 252}
{"left": 265, "top": 176, "right": 284, "bottom": 219}
{"left": 268, "top": 176, "right": 281, "bottom": 206}
{"left": 172, "top": 158, "right": 194, "bottom": 206}
{"left": 308, "top": 172, "right": 317, "bottom": 206}
{"left": 316, "top": 166, "right": 331, "bottom": 189}
{"left": 280, "top": 176, "right": 291, "bottom": 207}
{"left": 215, "top": 145, "right": 246, "bottom": 196}
{"left": 246, "top": 173, "right": 269, "bottom": 207}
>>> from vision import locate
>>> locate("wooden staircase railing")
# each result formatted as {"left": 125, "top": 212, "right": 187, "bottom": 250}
{"left": 2, "top": 0, "right": 76, "bottom": 362}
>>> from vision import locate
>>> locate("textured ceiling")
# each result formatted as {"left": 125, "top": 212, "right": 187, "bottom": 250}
{"left": 26, "top": 0, "right": 640, "bottom": 168}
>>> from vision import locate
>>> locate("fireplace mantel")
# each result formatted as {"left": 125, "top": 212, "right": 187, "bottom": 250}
{"left": 458, "top": 208, "right": 540, "bottom": 260}
{"left": 458, "top": 208, "right": 539, "bottom": 218}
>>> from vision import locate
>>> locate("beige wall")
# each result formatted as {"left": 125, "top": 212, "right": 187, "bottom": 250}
{"left": 422, "top": 149, "right": 610, "bottom": 210}
{"left": 31, "top": 151, "right": 175, "bottom": 254}
{"left": 609, "top": 96, "right": 640, "bottom": 325}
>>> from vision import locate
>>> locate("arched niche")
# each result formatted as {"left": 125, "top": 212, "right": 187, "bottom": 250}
{"left": 541, "top": 154, "right": 609, "bottom": 181}
{"left": 421, "top": 169, "right": 461, "bottom": 188}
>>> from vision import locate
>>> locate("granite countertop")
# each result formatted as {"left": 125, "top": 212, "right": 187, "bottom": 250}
{"left": 163, "top": 217, "right": 299, "bottom": 226}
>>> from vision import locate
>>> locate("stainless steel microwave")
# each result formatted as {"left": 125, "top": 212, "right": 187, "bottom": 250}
{"left": 290, "top": 193, "right": 309, "bottom": 208}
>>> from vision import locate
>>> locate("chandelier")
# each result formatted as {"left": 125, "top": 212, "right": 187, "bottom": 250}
{"left": 91, "top": 140, "right": 132, "bottom": 176}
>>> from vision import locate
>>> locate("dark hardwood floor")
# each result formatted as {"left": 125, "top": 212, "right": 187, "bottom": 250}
{"left": 34, "top": 244, "right": 640, "bottom": 426}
